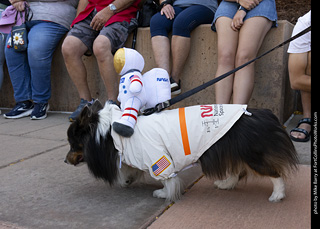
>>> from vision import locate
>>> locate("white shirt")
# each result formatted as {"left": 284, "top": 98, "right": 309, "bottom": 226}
{"left": 287, "top": 10, "right": 311, "bottom": 54}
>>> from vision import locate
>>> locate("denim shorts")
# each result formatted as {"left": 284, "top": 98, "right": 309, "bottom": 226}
{"left": 68, "top": 10, "right": 130, "bottom": 55}
{"left": 212, "top": 0, "right": 278, "bottom": 30}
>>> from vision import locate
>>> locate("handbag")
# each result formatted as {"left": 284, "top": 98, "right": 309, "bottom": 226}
{"left": 138, "top": 0, "right": 159, "bottom": 27}
{"left": 10, "top": 11, "right": 27, "bottom": 51}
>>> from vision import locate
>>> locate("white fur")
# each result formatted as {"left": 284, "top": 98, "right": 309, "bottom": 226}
{"left": 116, "top": 162, "right": 182, "bottom": 202}
{"left": 96, "top": 102, "right": 113, "bottom": 144}
{"left": 153, "top": 177, "right": 182, "bottom": 202}
{"left": 268, "top": 177, "right": 286, "bottom": 202}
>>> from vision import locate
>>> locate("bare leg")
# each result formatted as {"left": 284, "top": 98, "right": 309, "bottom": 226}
{"left": 62, "top": 36, "right": 92, "bottom": 101}
{"left": 151, "top": 35, "right": 171, "bottom": 73}
{"left": 170, "top": 35, "right": 191, "bottom": 83}
{"left": 214, "top": 17, "right": 239, "bottom": 104}
{"left": 93, "top": 35, "right": 118, "bottom": 101}
{"left": 289, "top": 51, "right": 311, "bottom": 140}
{"left": 232, "top": 17, "right": 272, "bottom": 104}
{"left": 300, "top": 51, "right": 312, "bottom": 127}
{"left": 288, "top": 52, "right": 311, "bottom": 92}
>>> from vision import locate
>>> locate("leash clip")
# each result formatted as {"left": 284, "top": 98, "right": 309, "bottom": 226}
{"left": 142, "top": 100, "right": 170, "bottom": 116}
{"left": 155, "top": 100, "right": 170, "bottom": 112}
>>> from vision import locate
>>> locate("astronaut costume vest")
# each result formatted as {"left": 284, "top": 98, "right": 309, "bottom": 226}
{"left": 107, "top": 103, "right": 247, "bottom": 180}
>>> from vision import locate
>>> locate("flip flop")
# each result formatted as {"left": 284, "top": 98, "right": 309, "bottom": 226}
{"left": 290, "top": 118, "right": 311, "bottom": 142}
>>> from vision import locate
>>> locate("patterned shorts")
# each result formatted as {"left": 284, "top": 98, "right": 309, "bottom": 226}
{"left": 67, "top": 10, "right": 130, "bottom": 55}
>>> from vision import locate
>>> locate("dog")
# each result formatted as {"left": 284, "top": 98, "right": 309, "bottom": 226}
{"left": 65, "top": 100, "right": 298, "bottom": 202}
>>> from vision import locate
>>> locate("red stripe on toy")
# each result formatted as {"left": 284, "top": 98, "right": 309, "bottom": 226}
{"left": 122, "top": 113, "right": 137, "bottom": 120}
{"left": 131, "top": 79, "right": 143, "bottom": 86}
{"left": 125, "top": 107, "right": 139, "bottom": 113}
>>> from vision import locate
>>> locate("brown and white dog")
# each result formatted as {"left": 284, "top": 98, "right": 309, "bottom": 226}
{"left": 65, "top": 100, "right": 298, "bottom": 202}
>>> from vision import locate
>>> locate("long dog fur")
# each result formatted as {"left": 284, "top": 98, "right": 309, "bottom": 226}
{"left": 66, "top": 101, "right": 298, "bottom": 202}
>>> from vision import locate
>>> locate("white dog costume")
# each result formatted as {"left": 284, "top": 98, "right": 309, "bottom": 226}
{"left": 113, "top": 48, "right": 171, "bottom": 137}
{"left": 99, "top": 103, "right": 247, "bottom": 181}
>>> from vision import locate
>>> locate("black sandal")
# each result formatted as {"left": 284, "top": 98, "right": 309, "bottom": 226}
{"left": 290, "top": 118, "right": 311, "bottom": 142}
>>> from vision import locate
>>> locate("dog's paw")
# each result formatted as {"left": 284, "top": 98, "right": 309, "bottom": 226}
{"left": 269, "top": 177, "right": 286, "bottom": 202}
{"left": 214, "top": 176, "right": 238, "bottom": 190}
{"left": 268, "top": 191, "right": 286, "bottom": 202}
{"left": 153, "top": 189, "right": 167, "bottom": 199}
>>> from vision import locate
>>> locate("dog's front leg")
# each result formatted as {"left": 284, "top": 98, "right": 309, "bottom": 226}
{"left": 153, "top": 177, "right": 182, "bottom": 201}
{"left": 117, "top": 164, "right": 143, "bottom": 187}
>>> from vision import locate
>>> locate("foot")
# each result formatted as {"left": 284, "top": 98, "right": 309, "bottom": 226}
{"left": 170, "top": 77, "right": 181, "bottom": 95}
{"left": 269, "top": 177, "right": 286, "bottom": 202}
{"left": 3, "top": 100, "right": 34, "bottom": 119}
{"left": 112, "top": 122, "right": 134, "bottom": 137}
{"left": 153, "top": 188, "right": 167, "bottom": 199}
{"left": 30, "top": 103, "right": 50, "bottom": 120}
{"left": 290, "top": 118, "right": 311, "bottom": 142}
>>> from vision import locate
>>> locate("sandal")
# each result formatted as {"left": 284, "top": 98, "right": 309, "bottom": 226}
{"left": 290, "top": 118, "right": 311, "bottom": 142}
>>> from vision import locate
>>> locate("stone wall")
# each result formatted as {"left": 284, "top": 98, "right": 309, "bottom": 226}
{"left": 0, "top": 21, "right": 294, "bottom": 123}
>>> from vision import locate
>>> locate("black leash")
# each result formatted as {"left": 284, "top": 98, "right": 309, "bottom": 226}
{"left": 143, "top": 25, "right": 311, "bottom": 116}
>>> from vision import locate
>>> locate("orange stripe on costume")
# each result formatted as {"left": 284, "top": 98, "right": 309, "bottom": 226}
{"left": 178, "top": 108, "right": 191, "bottom": 156}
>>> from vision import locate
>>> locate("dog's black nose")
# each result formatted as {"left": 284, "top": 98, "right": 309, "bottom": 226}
{"left": 64, "top": 158, "right": 68, "bottom": 164}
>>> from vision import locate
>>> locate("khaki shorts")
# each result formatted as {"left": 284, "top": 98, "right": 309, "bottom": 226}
{"left": 68, "top": 10, "right": 130, "bottom": 55}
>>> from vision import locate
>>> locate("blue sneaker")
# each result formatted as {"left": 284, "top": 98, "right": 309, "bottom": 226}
{"left": 3, "top": 101, "right": 34, "bottom": 119}
{"left": 30, "top": 103, "right": 50, "bottom": 120}
{"left": 69, "top": 99, "right": 93, "bottom": 122}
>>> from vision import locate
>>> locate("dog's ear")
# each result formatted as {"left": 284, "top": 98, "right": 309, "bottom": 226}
{"left": 80, "top": 105, "right": 92, "bottom": 117}
{"left": 91, "top": 100, "right": 103, "bottom": 113}
{"left": 78, "top": 105, "right": 93, "bottom": 127}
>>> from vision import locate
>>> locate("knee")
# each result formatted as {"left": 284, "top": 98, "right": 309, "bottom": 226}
{"left": 235, "top": 50, "right": 254, "bottom": 66}
{"left": 150, "top": 13, "right": 171, "bottom": 37}
{"left": 93, "top": 38, "right": 112, "bottom": 61}
{"left": 150, "top": 13, "right": 160, "bottom": 29}
{"left": 289, "top": 78, "right": 300, "bottom": 90}
{"left": 62, "top": 37, "right": 76, "bottom": 59}
{"left": 218, "top": 50, "right": 235, "bottom": 67}
{"left": 172, "top": 19, "right": 191, "bottom": 37}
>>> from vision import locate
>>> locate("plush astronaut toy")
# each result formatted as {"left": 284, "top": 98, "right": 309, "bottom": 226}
{"left": 112, "top": 48, "right": 171, "bottom": 137}
{"left": 112, "top": 48, "right": 146, "bottom": 137}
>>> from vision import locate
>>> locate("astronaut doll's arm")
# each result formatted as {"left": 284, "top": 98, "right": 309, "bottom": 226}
{"left": 129, "top": 75, "right": 143, "bottom": 94}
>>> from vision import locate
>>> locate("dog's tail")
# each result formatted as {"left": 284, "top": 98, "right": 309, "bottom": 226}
{"left": 200, "top": 109, "right": 299, "bottom": 180}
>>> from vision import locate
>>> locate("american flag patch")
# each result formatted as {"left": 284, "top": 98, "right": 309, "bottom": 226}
{"left": 151, "top": 156, "right": 171, "bottom": 176}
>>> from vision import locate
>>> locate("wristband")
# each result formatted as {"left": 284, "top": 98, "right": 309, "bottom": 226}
{"left": 238, "top": 6, "right": 249, "bottom": 13}
{"left": 160, "top": 0, "right": 173, "bottom": 9}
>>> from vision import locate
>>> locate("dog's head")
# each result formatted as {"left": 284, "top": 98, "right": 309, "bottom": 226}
{"left": 65, "top": 100, "right": 119, "bottom": 185}
{"left": 65, "top": 100, "right": 104, "bottom": 166}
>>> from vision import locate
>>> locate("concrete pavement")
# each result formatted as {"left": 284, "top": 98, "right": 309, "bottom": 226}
{"left": 0, "top": 109, "right": 311, "bottom": 228}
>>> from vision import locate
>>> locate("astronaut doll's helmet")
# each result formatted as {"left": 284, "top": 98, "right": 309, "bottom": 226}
{"left": 114, "top": 48, "right": 145, "bottom": 76}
